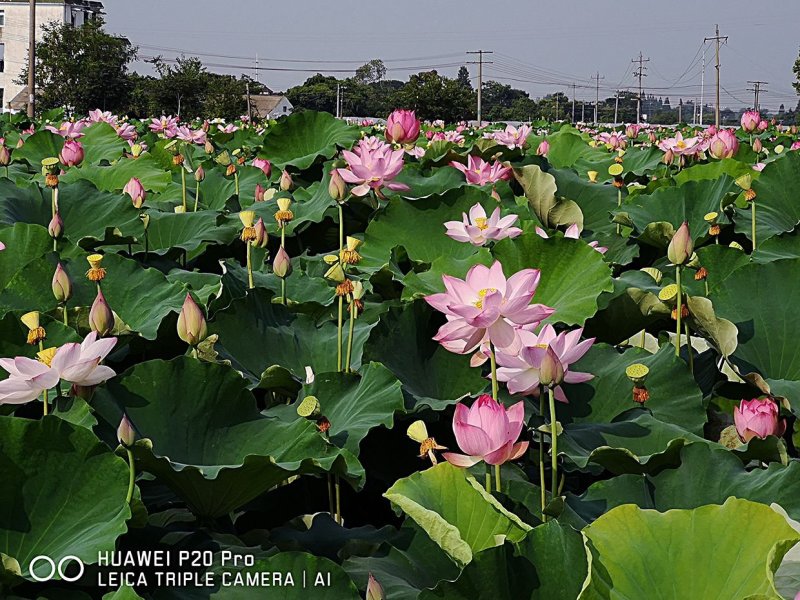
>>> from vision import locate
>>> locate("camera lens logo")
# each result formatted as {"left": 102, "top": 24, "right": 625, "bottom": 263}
{"left": 29, "top": 555, "right": 84, "bottom": 582}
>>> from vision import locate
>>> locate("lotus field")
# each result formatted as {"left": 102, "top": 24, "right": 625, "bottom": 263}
{"left": 3, "top": 107, "right": 800, "bottom": 599}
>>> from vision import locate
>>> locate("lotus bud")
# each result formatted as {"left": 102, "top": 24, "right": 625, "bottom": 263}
{"left": 21, "top": 311, "right": 46, "bottom": 345}
{"left": 752, "top": 137, "right": 763, "bottom": 153}
{"left": 204, "top": 140, "right": 214, "bottom": 154}
{"left": 491, "top": 187, "right": 501, "bottom": 202}
{"left": 194, "top": 165, "right": 205, "bottom": 182}
{"left": 740, "top": 110, "right": 760, "bottom": 133}
{"left": 535, "top": 139, "right": 550, "bottom": 156}
{"left": 253, "top": 217, "right": 268, "bottom": 248}
{"left": 296, "top": 395, "right": 321, "bottom": 419}
{"left": 538, "top": 346, "right": 564, "bottom": 388}
{"left": 647, "top": 131, "right": 657, "bottom": 144}
{"left": 667, "top": 221, "right": 693, "bottom": 265}
{"left": 59, "top": 140, "right": 84, "bottom": 167}
{"left": 124, "top": 177, "right": 146, "bottom": 209}
{"left": 252, "top": 158, "right": 272, "bottom": 177}
{"left": 177, "top": 293, "right": 207, "bottom": 346}
{"left": 663, "top": 149, "right": 674, "bottom": 165}
{"left": 0, "top": 145, "right": 11, "bottom": 166}
{"left": 279, "top": 169, "right": 293, "bottom": 191}
{"left": 734, "top": 398, "right": 785, "bottom": 442}
{"left": 117, "top": 414, "right": 136, "bottom": 447}
{"left": 52, "top": 263, "right": 72, "bottom": 303}
{"left": 366, "top": 574, "right": 385, "bottom": 600}
{"left": 272, "top": 246, "right": 292, "bottom": 278}
{"left": 89, "top": 289, "right": 114, "bottom": 337}
{"left": 254, "top": 183, "right": 266, "bottom": 202}
{"left": 48, "top": 211, "right": 63, "bottom": 239}
{"left": 328, "top": 170, "right": 347, "bottom": 202}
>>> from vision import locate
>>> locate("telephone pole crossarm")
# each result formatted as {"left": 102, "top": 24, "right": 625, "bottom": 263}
{"left": 467, "top": 50, "right": 493, "bottom": 126}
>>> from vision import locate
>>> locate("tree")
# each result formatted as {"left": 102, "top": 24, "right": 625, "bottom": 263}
{"left": 355, "top": 59, "right": 387, "bottom": 84}
{"left": 286, "top": 74, "right": 339, "bottom": 114}
{"left": 392, "top": 70, "right": 475, "bottom": 122}
{"left": 457, "top": 66, "right": 472, "bottom": 89}
{"left": 149, "top": 56, "right": 207, "bottom": 118}
{"left": 793, "top": 46, "right": 800, "bottom": 95}
{"left": 18, "top": 18, "right": 136, "bottom": 115}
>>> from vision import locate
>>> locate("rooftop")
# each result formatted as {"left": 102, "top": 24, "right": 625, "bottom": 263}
{"left": 0, "top": 0, "right": 103, "bottom": 6}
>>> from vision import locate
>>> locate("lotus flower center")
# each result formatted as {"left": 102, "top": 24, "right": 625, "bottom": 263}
{"left": 676, "top": 141, "right": 686, "bottom": 149}
{"left": 474, "top": 217, "right": 488, "bottom": 230}
{"left": 474, "top": 287, "right": 497, "bottom": 309}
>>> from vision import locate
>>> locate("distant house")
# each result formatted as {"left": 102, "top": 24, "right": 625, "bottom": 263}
{"left": 0, "top": 0, "right": 104, "bottom": 112}
{"left": 250, "top": 94, "right": 293, "bottom": 120}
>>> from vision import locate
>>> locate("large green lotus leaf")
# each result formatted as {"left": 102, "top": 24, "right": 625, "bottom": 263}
{"left": 243, "top": 176, "right": 337, "bottom": 237}
{"left": 695, "top": 244, "right": 750, "bottom": 294}
{"left": 0, "top": 179, "right": 51, "bottom": 227}
{"left": 102, "top": 587, "right": 144, "bottom": 600}
{"left": 194, "top": 164, "right": 266, "bottom": 211}
{"left": 578, "top": 498, "right": 799, "bottom": 600}
{"left": 0, "top": 223, "right": 52, "bottom": 290}
{"left": 359, "top": 187, "right": 493, "bottom": 271}
{"left": 363, "top": 302, "right": 488, "bottom": 411}
{"left": 551, "top": 167, "right": 619, "bottom": 233}
{"left": 753, "top": 229, "right": 800, "bottom": 263}
{"left": 166, "top": 270, "right": 222, "bottom": 306}
{"left": 298, "top": 362, "right": 405, "bottom": 454}
{"left": 12, "top": 131, "right": 64, "bottom": 166}
{"left": 566, "top": 474, "right": 656, "bottom": 525}
{"left": 492, "top": 230, "right": 613, "bottom": 326}
{"left": 0, "top": 416, "right": 131, "bottom": 581}
{"left": 563, "top": 344, "right": 706, "bottom": 434}
{"left": 734, "top": 151, "right": 800, "bottom": 243}
{"left": 386, "top": 165, "right": 467, "bottom": 200}
{"left": 79, "top": 122, "right": 127, "bottom": 164}
{"left": 383, "top": 462, "right": 531, "bottom": 567}
{"left": 545, "top": 129, "right": 607, "bottom": 171}
{"left": 91, "top": 357, "right": 364, "bottom": 517}
{"left": 513, "top": 164, "right": 558, "bottom": 225}
{"left": 400, "top": 248, "right": 494, "bottom": 300}
{"left": 140, "top": 210, "right": 239, "bottom": 254}
{"left": 571, "top": 145, "right": 662, "bottom": 180}
{"left": 60, "top": 154, "right": 172, "bottom": 192}
{"left": 57, "top": 180, "right": 144, "bottom": 244}
{"left": 623, "top": 176, "right": 738, "bottom": 245}
{"left": 210, "top": 290, "right": 382, "bottom": 384}
{"left": 260, "top": 111, "right": 360, "bottom": 170}
{"left": 343, "top": 521, "right": 460, "bottom": 600}
{"left": 222, "top": 257, "right": 335, "bottom": 308}
{"left": 674, "top": 157, "right": 756, "bottom": 185}
{"left": 713, "top": 259, "right": 800, "bottom": 379}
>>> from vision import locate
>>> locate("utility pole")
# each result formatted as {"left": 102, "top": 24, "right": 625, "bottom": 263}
{"left": 246, "top": 82, "right": 252, "bottom": 123}
{"left": 591, "top": 72, "right": 604, "bottom": 124}
{"left": 614, "top": 90, "right": 620, "bottom": 124}
{"left": 746, "top": 80, "right": 768, "bottom": 111}
{"left": 705, "top": 25, "right": 727, "bottom": 128}
{"left": 27, "top": 0, "right": 36, "bottom": 118}
{"left": 581, "top": 101, "right": 585, "bottom": 122}
{"left": 699, "top": 47, "right": 706, "bottom": 125}
{"left": 467, "top": 50, "right": 493, "bottom": 125}
{"left": 631, "top": 52, "right": 649, "bottom": 124}
{"left": 555, "top": 92, "right": 559, "bottom": 121}
{"left": 336, "top": 83, "right": 343, "bottom": 118}
{"left": 571, "top": 83, "right": 576, "bottom": 123}
{"left": 678, "top": 98, "right": 683, "bottom": 123}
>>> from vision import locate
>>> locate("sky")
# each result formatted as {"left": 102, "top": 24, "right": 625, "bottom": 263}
{"left": 102, "top": 0, "right": 800, "bottom": 111}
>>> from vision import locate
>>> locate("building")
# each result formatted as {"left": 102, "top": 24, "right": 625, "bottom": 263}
{"left": 250, "top": 94, "right": 293, "bottom": 120}
{"left": 0, "top": 0, "right": 104, "bottom": 112}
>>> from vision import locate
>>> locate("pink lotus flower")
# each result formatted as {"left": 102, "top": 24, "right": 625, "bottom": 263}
{"left": 757, "top": 120, "right": 768, "bottom": 132}
{"left": 753, "top": 162, "right": 766, "bottom": 172}
{"left": 176, "top": 126, "right": 207, "bottom": 145}
{"left": 218, "top": 123, "right": 239, "bottom": 133}
{"left": 740, "top": 110, "right": 760, "bottom": 133}
{"left": 45, "top": 121, "right": 86, "bottom": 139}
{"left": 385, "top": 109, "right": 421, "bottom": 145}
{"left": 149, "top": 116, "right": 179, "bottom": 138}
{"left": 0, "top": 242, "right": 5, "bottom": 251}
{"left": 658, "top": 131, "right": 701, "bottom": 157}
{"left": 88, "top": 110, "right": 118, "bottom": 126}
{"left": 536, "top": 224, "right": 607, "bottom": 254}
{"left": 791, "top": 141, "right": 800, "bottom": 152}
{"left": 451, "top": 155, "right": 511, "bottom": 186}
{"left": 596, "top": 132, "right": 626, "bottom": 150}
{"left": 443, "top": 394, "right": 528, "bottom": 467}
{"left": 495, "top": 325, "right": 595, "bottom": 403}
{"left": 336, "top": 143, "right": 409, "bottom": 197}
{"left": 734, "top": 398, "right": 785, "bottom": 442}
{"left": 707, "top": 129, "right": 739, "bottom": 159}
{"left": 0, "top": 357, "right": 59, "bottom": 405}
{"left": 491, "top": 124, "right": 531, "bottom": 150}
{"left": 51, "top": 332, "right": 117, "bottom": 386}
{"left": 444, "top": 203, "right": 522, "bottom": 246}
{"left": 115, "top": 123, "right": 137, "bottom": 141}
{"left": 252, "top": 158, "right": 272, "bottom": 177}
{"left": 425, "top": 261, "right": 554, "bottom": 354}
{"left": 625, "top": 124, "right": 642, "bottom": 139}
{"left": 59, "top": 140, "right": 84, "bottom": 167}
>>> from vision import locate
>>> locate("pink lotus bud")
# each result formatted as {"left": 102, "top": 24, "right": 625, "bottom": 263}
{"left": 647, "top": 131, "right": 657, "bottom": 144}
{"left": 752, "top": 137, "right": 763, "bottom": 153}
{"left": 124, "top": 177, "right": 146, "bottom": 209}
{"left": 667, "top": 221, "right": 693, "bottom": 265}
{"left": 0, "top": 145, "right": 11, "bottom": 166}
{"left": 177, "top": 293, "right": 207, "bottom": 346}
{"left": 536, "top": 140, "right": 550, "bottom": 156}
{"left": 52, "top": 263, "right": 72, "bottom": 303}
{"left": 757, "top": 120, "right": 768, "bottom": 132}
{"left": 279, "top": 170, "right": 293, "bottom": 192}
{"left": 425, "top": 130, "right": 434, "bottom": 140}
{"left": 706, "top": 125, "right": 718, "bottom": 136}
{"left": 273, "top": 246, "right": 292, "bottom": 278}
{"left": 117, "top": 414, "right": 136, "bottom": 447}
{"left": 254, "top": 183, "right": 266, "bottom": 202}
{"left": 625, "top": 124, "right": 641, "bottom": 139}
{"left": 792, "top": 141, "right": 800, "bottom": 152}
{"left": 663, "top": 149, "right": 674, "bottom": 164}
{"left": 366, "top": 574, "right": 385, "bottom": 600}
{"left": 16, "top": 138, "right": 24, "bottom": 149}
{"left": 48, "top": 211, "right": 63, "bottom": 239}
{"left": 194, "top": 165, "right": 205, "bottom": 182}
{"left": 740, "top": 110, "right": 760, "bottom": 133}
{"left": 253, "top": 158, "right": 272, "bottom": 177}
{"left": 734, "top": 398, "right": 785, "bottom": 442}
{"left": 59, "top": 140, "right": 84, "bottom": 167}
{"left": 539, "top": 346, "right": 564, "bottom": 388}
{"left": 253, "top": 217, "right": 268, "bottom": 248}
{"left": 89, "top": 289, "right": 114, "bottom": 337}
{"left": 328, "top": 169, "right": 347, "bottom": 202}
{"left": 708, "top": 129, "right": 739, "bottom": 160}
{"left": 385, "top": 109, "right": 421, "bottom": 145}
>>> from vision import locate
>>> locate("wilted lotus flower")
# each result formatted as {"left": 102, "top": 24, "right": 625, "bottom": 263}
{"left": 385, "top": 109, "right": 421, "bottom": 145}
{"left": 443, "top": 395, "right": 528, "bottom": 467}
{"left": 445, "top": 203, "right": 522, "bottom": 246}
{"left": 740, "top": 110, "right": 760, "bottom": 133}
{"left": 536, "top": 139, "right": 550, "bottom": 156}
{"left": 667, "top": 222, "right": 693, "bottom": 265}
{"left": 59, "top": 140, "right": 84, "bottom": 167}
{"left": 89, "top": 289, "right": 114, "bottom": 337}
{"left": 273, "top": 246, "right": 292, "bottom": 278}
{"left": 52, "top": 263, "right": 72, "bottom": 303}
{"left": 252, "top": 158, "right": 272, "bottom": 177}
{"left": 51, "top": 331, "right": 117, "bottom": 386}
{"left": 124, "top": 177, "right": 146, "bottom": 208}
{"left": 734, "top": 398, "right": 785, "bottom": 442}
{"left": 707, "top": 129, "right": 739, "bottom": 159}
{"left": 177, "top": 293, "right": 207, "bottom": 346}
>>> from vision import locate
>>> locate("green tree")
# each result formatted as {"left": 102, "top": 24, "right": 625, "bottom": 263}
{"left": 17, "top": 18, "right": 136, "bottom": 115}
{"left": 355, "top": 59, "right": 387, "bottom": 84}
{"left": 392, "top": 70, "right": 475, "bottom": 122}
{"left": 286, "top": 74, "right": 339, "bottom": 113}
{"left": 457, "top": 66, "right": 472, "bottom": 89}
{"left": 149, "top": 56, "right": 207, "bottom": 119}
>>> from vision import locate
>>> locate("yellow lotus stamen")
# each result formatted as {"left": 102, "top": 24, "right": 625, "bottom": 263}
{"left": 473, "top": 287, "right": 497, "bottom": 309}
{"left": 335, "top": 279, "right": 355, "bottom": 297}
{"left": 474, "top": 217, "right": 489, "bottom": 230}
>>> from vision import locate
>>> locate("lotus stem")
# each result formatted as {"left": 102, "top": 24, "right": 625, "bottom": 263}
{"left": 194, "top": 180, "right": 200, "bottom": 212}
{"left": 685, "top": 320, "right": 694, "bottom": 375}
{"left": 335, "top": 474, "right": 342, "bottom": 525}
{"left": 42, "top": 388, "right": 48, "bottom": 416}
{"left": 345, "top": 300, "right": 356, "bottom": 372}
{"left": 327, "top": 474, "right": 335, "bottom": 520}
{"left": 494, "top": 464, "right": 501, "bottom": 493}
{"left": 246, "top": 242, "right": 254, "bottom": 290}
{"left": 338, "top": 203, "right": 344, "bottom": 256}
{"left": 181, "top": 168, "right": 187, "bottom": 212}
{"left": 234, "top": 172, "right": 239, "bottom": 198}
{"left": 751, "top": 200, "right": 757, "bottom": 252}
{"left": 485, "top": 465, "right": 491, "bottom": 493}
{"left": 337, "top": 297, "right": 344, "bottom": 372}
{"left": 280, "top": 227, "right": 287, "bottom": 305}
{"left": 62, "top": 304, "right": 68, "bottom": 327}
{"left": 539, "top": 392, "right": 546, "bottom": 517}
{"left": 125, "top": 447, "right": 135, "bottom": 505}
{"left": 675, "top": 266, "right": 682, "bottom": 357}
{"left": 548, "top": 386, "right": 558, "bottom": 501}
{"left": 489, "top": 344, "right": 499, "bottom": 402}
{"left": 616, "top": 188, "right": 622, "bottom": 235}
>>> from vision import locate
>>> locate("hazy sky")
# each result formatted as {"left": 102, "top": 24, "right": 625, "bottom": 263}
{"left": 103, "top": 0, "right": 800, "bottom": 111}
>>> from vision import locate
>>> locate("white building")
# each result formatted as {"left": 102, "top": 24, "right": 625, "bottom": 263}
{"left": 0, "top": 0, "right": 104, "bottom": 112}
{"left": 250, "top": 94, "right": 293, "bottom": 120}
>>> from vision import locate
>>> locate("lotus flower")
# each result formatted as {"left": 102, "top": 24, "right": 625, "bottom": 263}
{"left": 491, "top": 124, "right": 531, "bottom": 150}
{"left": 59, "top": 140, "right": 84, "bottom": 167}
{"left": 115, "top": 123, "right": 137, "bottom": 141}
{"left": 536, "top": 139, "right": 550, "bottom": 156}
{"left": 0, "top": 357, "right": 59, "bottom": 405}
{"left": 740, "top": 110, "right": 760, "bottom": 133}
{"left": 450, "top": 155, "right": 511, "bottom": 186}
{"left": 658, "top": 131, "right": 701, "bottom": 157}
{"left": 734, "top": 398, "right": 785, "bottom": 442}
{"left": 536, "top": 224, "right": 607, "bottom": 254}
{"left": 175, "top": 126, "right": 207, "bottom": 145}
{"left": 444, "top": 203, "right": 522, "bottom": 246}
{"left": 443, "top": 395, "right": 528, "bottom": 467}
{"left": 667, "top": 221, "right": 693, "bottom": 265}
{"left": 625, "top": 124, "right": 642, "bottom": 139}
{"left": 149, "top": 116, "right": 179, "bottom": 138}
{"left": 88, "top": 109, "right": 118, "bottom": 125}
{"left": 45, "top": 121, "right": 86, "bottom": 139}
{"left": 252, "top": 158, "right": 272, "bottom": 177}
{"left": 385, "top": 109, "right": 421, "bottom": 145}
{"left": 50, "top": 332, "right": 117, "bottom": 386}
{"left": 425, "top": 261, "right": 554, "bottom": 354}
{"left": 596, "top": 131, "right": 626, "bottom": 150}
{"left": 707, "top": 129, "right": 739, "bottom": 159}
{"left": 124, "top": 177, "right": 146, "bottom": 208}
{"left": 336, "top": 143, "right": 409, "bottom": 197}
{"left": 496, "top": 325, "right": 595, "bottom": 402}
{"left": 177, "top": 294, "right": 207, "bottom": 346}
